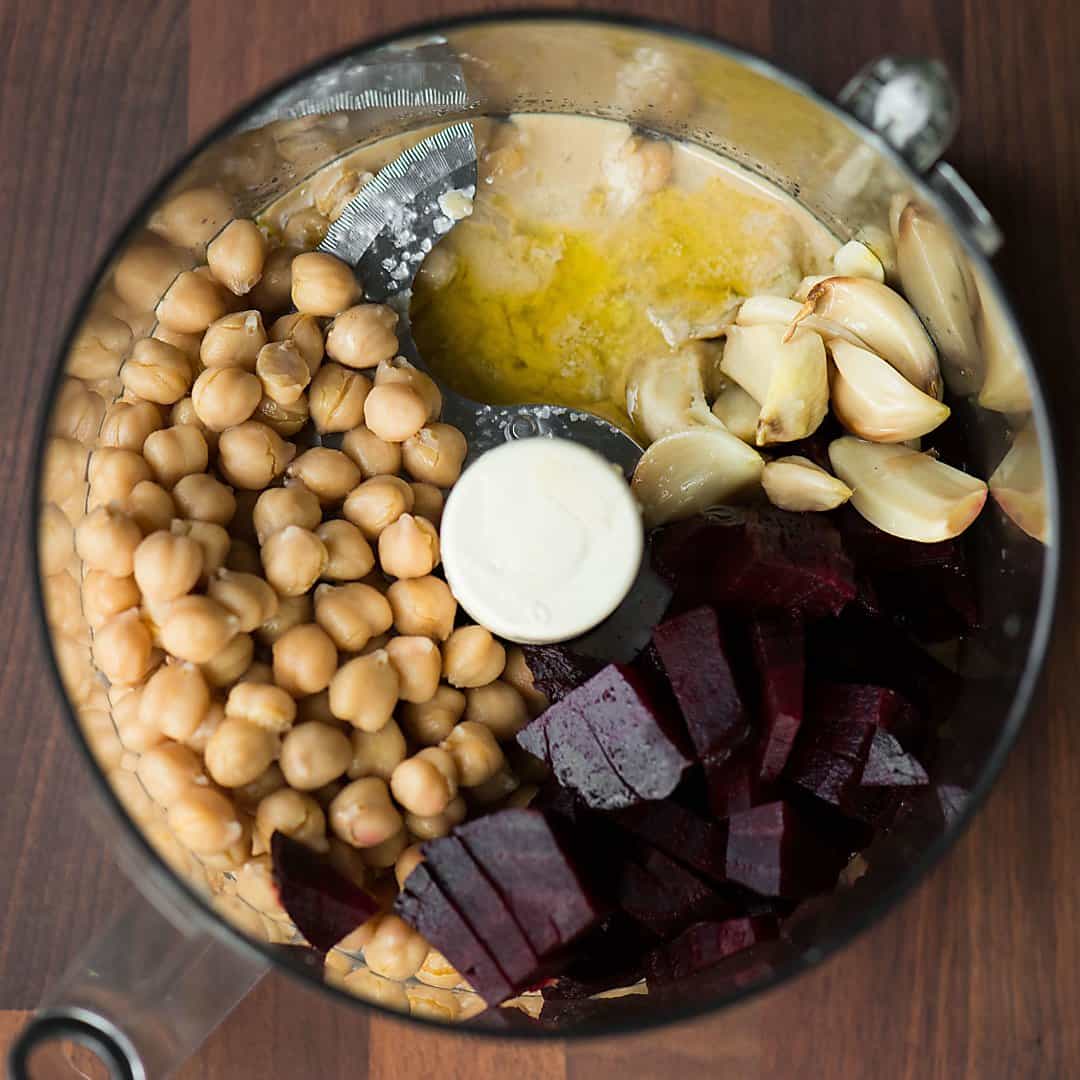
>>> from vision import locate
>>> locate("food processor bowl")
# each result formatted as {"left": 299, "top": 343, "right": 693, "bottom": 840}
{"left": 17, "top": 13, "right": 1060, "bottom": 1078}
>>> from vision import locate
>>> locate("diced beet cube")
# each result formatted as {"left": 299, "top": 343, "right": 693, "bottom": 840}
{"left": 860, "top": 729, "right": 929, "bottom": 788}
{"left": 271, "top": 832, "right": 379, "bottom": 955}
{"left": 608, "top": 799, "right": 728, "bottom": 882}
{"left": 519, "top": 645, "right": 603, "bottom": 705}
{"left": 786, "top": 714, "right": 876, "bottom": 808}
{"left": 724, "top": 802, "right": 841, "bottom": 899}
{"left": 652, "top": 606, "right": 748, "bottom": 761}
{"left": 516, "top": 665, "right": 690, "bottom": 810}
{"left": 645, "top": 917, "right": 779, "bottom": 984}
{"left": 703, "top": 752, "right": 756, "bottom": 819}
{"left": 395, "top": 863, "right": 514, "bottom": 1005}
{"left": 456, "top": 810, "right": 599, "bottom": 958}
{"left": 617, "top": 847, "right": 727, "bottom": 937}
{"left": 749, "top": 614, "right": 804, "bottom": 782}
{"left": 813, "top": 683, "right": 925, "bottom": 752}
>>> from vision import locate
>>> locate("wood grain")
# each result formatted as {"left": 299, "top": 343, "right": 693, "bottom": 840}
{"left": 1, "top": 0, "right": 1079, "bottom": 1077}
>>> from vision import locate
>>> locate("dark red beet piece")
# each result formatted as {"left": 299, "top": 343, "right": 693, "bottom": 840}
{"left": 541, "top": 915, "right": 652, "bottom": 1001}
{"left": 652, "top": 606, "right": 748, "bottom": 761}
{"left": 786, "top": 713, "right": 876, "bottom": 808}
{"left": 617, "top": 847, "right": 727, "bottom": 937}
{"left": 270, "top": 832, "right": 380, "bottom": 954}
{"left": 813, "top": 682, "right": 925, "bottom": 752}
{"left": 456, "top": 810, "right": 599, "bottom": 957}
{"left": 519, "top": 644, "right": 603, "bottom": 705}
{"left": 749, "top": 614, "right": 804, "bottom": 782}
{"left": 703, "top": 752, "right": 756, "bottom": 819}
{"left": 860, "top": 729, "right": 929, "bottom": 788}
{"left": 608, "top": 799, "right": 728, "bottom": 882}
{"left": 645, "top": 917, "right": 779, "bottom": 984}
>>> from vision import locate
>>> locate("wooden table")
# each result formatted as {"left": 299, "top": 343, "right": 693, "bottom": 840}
{"left": 2, "top": 1, "right": 1079, "bottom": 1076}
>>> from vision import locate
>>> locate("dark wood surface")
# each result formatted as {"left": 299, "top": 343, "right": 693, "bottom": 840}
{"left": 1, "top": 0, "right": 1079, "bottom": 1076}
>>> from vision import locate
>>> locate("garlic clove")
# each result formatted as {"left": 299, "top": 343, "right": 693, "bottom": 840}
{"left": 792, "top": 274, "right": 830, "bottom": 302}
{"left": 736, "top": 295, "right": 866, "bottom": 348}
{"left": 762, "top": 456, "right": 852, "bottom": 512}
{"left": 646, "top": 299, "right": 739, "bottom": 348}
{"left": 854, "top": 224, "right": 899, "bottom": 283}
{"left": 832, "top": 240, "right": 885, "bottom": 282}
{"left": 711, "top": 381, "right": 760, "bottom": 445}
{"left": 974, "top": 276, "right": 1033, "bottom": 414}
{"left": 989, "top": 426, "right": 1051, "bottom": 544}
{"left": 828, "top": 436, "right": 988, "bottom": 542}
{"left": 787, "top": 276, "right": 942, "bottom": 400}
{"left": 829, "top": 339, "right": 951, "bottom": 443}
{"left": 895, "top": 201, "right": 982, "bottom": 395}
{"left": 631, "top": 427, "right": 763, "bottom": 527}
{"left": 721, "top": 323, "right": 829, "bottom": 445}
{"left": 626, "top": 342, "right": 727, "bottom": 444}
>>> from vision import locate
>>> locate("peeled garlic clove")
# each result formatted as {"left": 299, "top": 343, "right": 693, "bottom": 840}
{"left": 829, "top": 437, "right": 988, "bottom": 542}
{"left": 646, "top": 299, "right": 739, "bottom": 347}
{"left": 792, "top": 275, "right": 830, "bottom": 302}
{"left": 974, "top": 277, "right": 1033, "bottom": 414}
{"left": 737, "top": 295, "right": 865, "bottom": 348}
{"left": 720, "top": 324, "right": 828, "bottom": 445}
{"left": 832, "top": 240, "right": 884, "bottom": 282}
{"left": 895, "top": 202, "right": 981, "bottom": 395}
{"left": 711, "top": 382, "right": 760, "bottom": 444}
{"left": 789, "top": 277, "right": 942, "bottom": 399}
{"left": 626, "top": 342, "right": 727, "bottom": 444}
{"left": 989, "top": 426, "right": 1051, "bottom": 544}
{"left": 762, "top": 456, "right": 851, "bottom": 512}
{"left": 829, "top": 339, "right": 950, "bottom": 443}
{"left": 632, "top": 428, "right": 763, "bottom": 527}
{"left": 854, "top": 224, "right": 898, "bottom": 283}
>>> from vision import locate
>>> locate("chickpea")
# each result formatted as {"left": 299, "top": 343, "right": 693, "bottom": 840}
{"left": 113, "top": 233, "right": 191, "bottom": 311}
{"left": 442, "top": 721, "right": 505, "bottom": 787}
{"left": 139, "top": 660, "right": 211, "bottom": 740}
{"left": 254, "top": 392, "right": 309, "bottom": 438}
{"left": 290, "top": 252, "right": 360, "bottom": 316}
{"left": 272, "top": 622, "right": 338, "bottom": 696}
{"left": 348, "top": 719, "right": 407, "bottom": 781}
{"left": 385, "top": 636, "right": 441, "bottom": 705}
{"left": 136, "top": 741, "right": 205, "bottom": 807}
{"left": 409, "top": 483, "right": 444, "bottom": 528}
{"left": 200, "top": 309, "right": 267, "bottom": 370}
{"left": 120, "top": 338, "right": 192, "bottom": 405}
{"left": 169, "top": 396, "right": 218, "bottom": 454}
{"left": 234, "top": 762, "right": 286, "bottom": 809}
{"left": 400, "top": 685, "right": 466, "bottom": 746}
{"left": 256, "top": 592, "right": 311, "bottom": 645}
{"left": 217, "top": 421, "right": 296, "bottom": 489}
{"left": 378, "top": 513, "right": 440, "bottom": 580}
{"left": 502, "top": 646, "right": 549, "bottom": 717}
{"left": 226, "top": 680, "right": 296, "bottom": 732}
{"left": 360, "top": 827, "right": 408, "bottom": 869}
{"left": 98, "top": 400, "right": 161, "bottom": 453}
{"left": 401, "top": 423, "right": 468, "bottom": 487}
{"left": 234, "top": 855, "right": 285, "bottom": 917}
{"left": 43, "top": 437, "right": 90, "bottom": 506}
{"left": 80, "top": 706, "right": 124, "bottom": 770}
{"left": 68, "top": 311, "right": 133, "bottom": 381}
{"left": 328, "top": 649, "right": 398, "bottom": 733}
{"left": 207, "top": 218, "right": 266, "bottom": 295}
{"left": 39, "top": 502, "right": 74, "bottom": 576}
{"left": 308, "top": 363, "right": 370, "bottom": 434}
{"left": 362, "top": 384, "right": 427, "bottom": 444}
{"left": 123, "top": 480, "right": 174, "bottom": 534}
{"left": 172, "top": 473, "right": 235, "bottom": 526}
{"left": 226, "top": 538, "right": 262, "bottom": 575}
{"left": 143, "top": 424, "right": 208, "bottom": 488}
{"left": 201, "top": 631, "right": 255, "bottom": 688}
{"left": 394, "top": 843, "right": 425, "bottom": 889}
{"left": 113, "top": 687, "right": 160, "bottom": 752}
{"left": 404, "top": 794, "right": 466, "bottom": 841}
{"left": 161, "top": 594, "right": 237, "bottom": 663}
{"left": 52, "top": 379, "right": 107, "bottom": 443}
{"left": 387, "top": 576, "right": 456, "bottom": 641}
{"left": 172, "top": 519, "right": 230, "bottom": 581}
{"left": 328, "top": 777, "right": 403, "bottom": 848}
{"left": 156, "top": 270, "right": 228, "bottom": 334}
{"left": 341, "top": 425, "right": 401, "bottom": 479}
{"left": 248, "top": 246, "right": 299, "bottom": 315}
{"left": 269, "top": 313, "right": 324, "bottom": 376}
{"left": 254, "top": 787, "right": 328, "bottom": 854}
{"left": 153, "top": 325, "right": 203, "bottom": 366}
{"left": 204, "top": 718, "right": 279, "bottom": 788}
{"left": 342, "top": 475, "right": 413, "bottom": 540}
{"left": 279, "top": 722, "right": 352, "bottom": 790}
{"left": 253, "top": 481, "right": 321, "bottom": 544}
{"left": 93, "top": 608, "right": 154, "bottom": 684}
{"left": 151, "top": 186, "right": 234, "bottom": 254}
{"left": 45, "top": 570, "right": 86, "bottom": 640}
{"left": 75, "top": 505, "right": 142, "bottom": 577}
{"left": 342, "top": 968, "right": 410, "bottom": 1011}
{"left": 314, "top": 582, "right": 392, "bottom": 652}
{"left": 286, "top": 448, "right": 361, "bottom": 506}
{"left": 81, "top": 570, "right": 140, "bottom": 629}
{"left": 168, "top": 787, "right": 243, "bottom": 854}
{"left": 255, "top": 340, "right": 310, "bottom": 406}
{"left": 190, "top": 366, "right": 262, "bottom": 431}
{"left": 88, "top": 447, "right": 152, "bottom": 507}
{"left": 390, "top": 748, "right": 457, "bottom": 817}
{"left": 316, "top": 519, "right": 374, "bottom": 582}
{"left": 324, "top": 304, "right": 398, "bottom": 369}
{"left": 374, "top": 356, "right": 442, "bottom": 421}
{"left": 208, "top": 569, "right": 278, "bottom": 633}
{"left": 133, "top": 529, "right": 203, "bottom": 601}
{"left": 464, "top": 680, "right": 529, "bottom": 740}
{"left": 261, "top": 525, "right": 327, "bottom": 597}
{"left": 240, "top": 660, "right": 273, "bottom": 685}
{"left": 442, "top": 626, "right": 506, "bottom": 688}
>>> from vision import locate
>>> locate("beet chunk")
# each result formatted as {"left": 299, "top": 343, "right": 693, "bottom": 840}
{"left": 542, "top": 914, "right": 651, "bottom": 1000}
{"left": 786, "top": 712, "right": 876, "bottom": 808}
{"left": 703, "top": 752, "right": 757, "bottom": 819}
{"left": 608, "top": 799, "right": 728, "bottom": 882}
{"left": 652, "top": 606, "right": 748, "bottom": 761}
{"left": 749, "top": 614, "right": 805, "bottom": 782}
{"left": 617, "top": 847, "right": 727, "bottom": 937}
{"left": 645, "top": 917, "right": 779, "bottom": 984}
{"left": 860, "top": 729, "right": 929, "bottom": 788}
{"left": 271, "top": 832, "right": 379, "bottom": 954}
{"left": 519, "top": 645, "right": 603, "bottom": 705}
{"left": 516, "top": 665, "right": 691, "bottom": 810}
{"left": 813, "top": 682, "right": 926, "bottom": 752}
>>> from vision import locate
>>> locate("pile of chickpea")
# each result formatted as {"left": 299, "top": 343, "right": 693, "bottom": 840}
{"left": 39, "top": 183, "right": 551, "bottom": 1019}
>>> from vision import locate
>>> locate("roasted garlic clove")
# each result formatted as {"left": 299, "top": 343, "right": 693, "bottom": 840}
{"left": 736, "top": 295, "right": 865, "bottom": 348}
{"left": 832, "top": 240, "right": 884, "bottom": 282}
{"left": 626, "top": 342, "right": 727, "bottom": 444}
{"left": 646, "top": 299, "right": 739, "bottom": 348}
{"left": 895, "top": 201, "right": 981, "bottom": 395}
{"left": 631, "top": 427, "right": 763, "bottom": 527}
{"left": 720, "top": 323, "right": 829, "bottom": 445}
{"left": 762, "top": 456, "right": 851, "bottom": 512}
{"left": 710, "top": 381, "right": 760, "bottom": 445}
{"left": 829, "top": 437, "right": 987, "bottom": 542}
{"left": 788, "top": 276, "right": 942, "bottom": 399}
{"left": 989, "top": 426, "right": 1051, "bottom": 544}
{"left": 829, "top": 339, "right": 950, "bottom": 443}
{"left": 974, "top": 277, "right": 1033, "bottom": 414}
